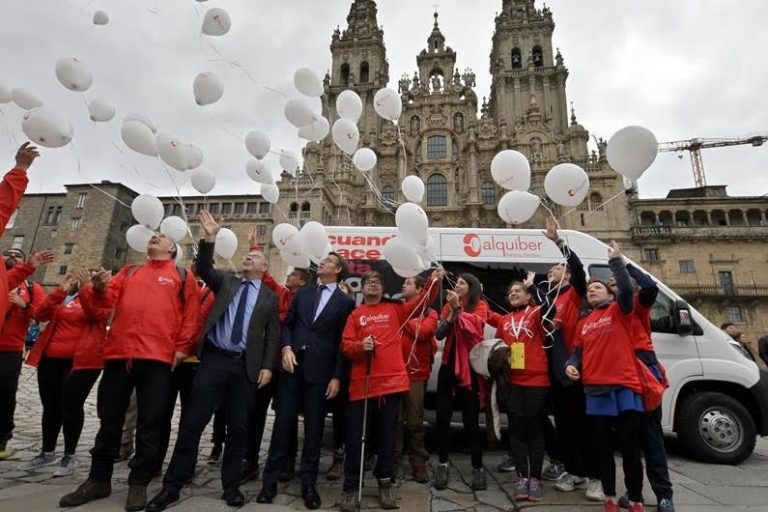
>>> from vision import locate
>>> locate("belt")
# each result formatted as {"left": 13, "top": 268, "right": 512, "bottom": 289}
{"left": 205, "top": 343, "right": 244, "bottom": 359}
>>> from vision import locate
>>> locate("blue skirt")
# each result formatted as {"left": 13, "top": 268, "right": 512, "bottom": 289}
{"left": 586, "top": 387, "right": 644, "bottom": 416}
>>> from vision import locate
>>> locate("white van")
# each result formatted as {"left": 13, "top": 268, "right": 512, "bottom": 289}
{"left": 325, "top": 225, "right": 768, "bottom": 464}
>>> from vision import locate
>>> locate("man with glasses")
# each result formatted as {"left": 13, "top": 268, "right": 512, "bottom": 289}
{"left": 257, "top": 252, "right": 356, "bottom": 510}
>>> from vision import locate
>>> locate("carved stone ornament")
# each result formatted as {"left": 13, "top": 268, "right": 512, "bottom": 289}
{"left": 476, "top": 117, "right": 498, "bottom": 140}
{"left": 379, "top": 122, "right": 399, "bottom": 146}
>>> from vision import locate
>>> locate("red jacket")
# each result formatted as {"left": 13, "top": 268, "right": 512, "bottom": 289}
{"left": 262, "top": 272, "right": 293, "bottom": 323}
{"left": 631, "top": 294, "right": 655, "bottom": 352}
{"left": 574, "top": 302, "right": 641, "bottom": 393}
{"left": 0, "top": 167, "right": 29, "bottom": 338}
{"left": 495, "top": 306, "right": 550, "bottom": 387}
{"left": 0, "top": 278, "right": 46, "bottom": 352}
{"left": 401, "top": 307, "right": 438, "bottom": 382}
{"left": 440, "top": 299, "right": 489, "bottom": 366}
{"left": 26, "top": 288, "right": 110, "bottom": 370}
{"left": 89, "top": 259, "right": 200, "bottom": 365}
{"left": 342, "top": 277, "right": 439, "bottom": 401}
{"left": 552, "top": 286, "right": 582, "bottom": 352}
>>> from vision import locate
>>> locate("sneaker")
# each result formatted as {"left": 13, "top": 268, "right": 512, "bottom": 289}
{"left": 657, "top": 498, "right": 675, "bottom": 512}
{"left": 604, "top": 498, "right": 620, "bottom": 512}
{"left": 542, "top": 461, "right": 566, "bottom": 481}
{"left": 378, "top": 478, "right": 398, "bottom": 509}
{"left": 339, "top": 491, "right": 359, "bottom": 512}
{"left": 0, "top": 442, "right": 13, "bottom": 461}
{"left": 555, "top": 473, "right": 586, "bottom": 492}
{"left": 586, "top": 479, "right": 605, "bottom": 502}
{"left": 19, "top": 452, "right": 56, "bottom": 471}
{"left": 53, "top": 455, "right": 76, "bottom": 477}
{"left": 59, "top": 480, "right": 112, "bottom": 507}
{"left": 411, "top": 460, "right": 429, "bottom": 483}
{"left": 528, "top": 477, "right": 543, "bottom": 502}
{"left": 470, "top": 467, "right": 487, "bottom": 491}
{"left": 514, "top": 477, "right": 529, "bottom": 500}
{"left": 433, "top": 462, "right": 449, "bottom": 490}
{"left": 207, "top": 444, "right": 222, "bottom": 464}
{"left": 496, "top": 454, "right": 516, "bottom": 473}
{"left": 618, "top": 493, "right": 630, "bottom": 509}
{"left": 327, "top": 449, "right": 343, "bottom": 481}
{"left": 628, "top": 502, "right": 645, "bottom": 512}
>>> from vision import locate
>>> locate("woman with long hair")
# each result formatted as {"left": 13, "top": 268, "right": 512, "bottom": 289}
{"left": 433, "top": 273, "right": 489, "bottom": 491}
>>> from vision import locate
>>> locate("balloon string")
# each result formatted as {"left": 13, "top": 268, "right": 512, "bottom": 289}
{"left": 88, "top": 184, "right": 130, "bottom": 208}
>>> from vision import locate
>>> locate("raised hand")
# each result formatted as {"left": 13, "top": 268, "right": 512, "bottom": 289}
{"left": 198, "top": 210, "right": 220, "bottom": 242}
{"left": 247, "top": 226, "right": 258, "bottom": 248}
{"left": 608, "top": 240, "right": 621, "bottom": 259}
{"left": 446, "top": 290, "right": 459, "bottom": 307}
{"left": 27, "top": 250, "right": 55, "bottom": 269}
{"left": 91, "top": 267, "right": 111, "bottom": 293}
{"left": 431, "top": 266, "right": 445, "bottom": 282}
{"left": 523, "top": 270, "right": 536, "bottom": 288}
{"left": 75, "top": 267, "right": 92, "bottom": 286}
{"left": 8, "top": 290, "right": 25, "bottom": 308}
{"left": 15, "top": 142, "right": 40, "bottom": 170}
{"left": 543, "top": 215, "right": 559, "bottom": 241}
{"left": 59, "top": 274, "right": 75, "bottom": 292}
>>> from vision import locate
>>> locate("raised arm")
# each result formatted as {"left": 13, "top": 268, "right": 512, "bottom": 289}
{"left": 609, "top": 241, "right": 633, "bottom": 315}
{"left": 196, "top": 210, "right": 226, "bottom": 292}
{"left": 0, "top": 144, "right": 37, "bottom": 237}
{"left": 626, "top": 262, "right": 658, "bottom": 308}
{"left": 399, "top": 267, "right": 444, "bottom": 322}
{"left": 543, "top": 215, "right": 586, "bottom": 297}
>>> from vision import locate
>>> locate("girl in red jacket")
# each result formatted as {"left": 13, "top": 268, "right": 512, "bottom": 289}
{"left": 21, "top": 269, "right": 110, "bottom": 477}
{"left": 565, "top": 242, "right": 645, "bottom": 512}
{"left": 433, "top": 273, "right": 489, "bottom": 491}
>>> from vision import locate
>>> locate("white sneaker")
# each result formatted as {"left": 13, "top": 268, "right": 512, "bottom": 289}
{"left": 555, "top": 473, "right": 588, "bottom": 492}
{"left": 19, "top": 452, "right": 56, "bottom": 471}
{"left": 52, "top": 454, "right": 76, "bottom": 477}
{"left": 585, "top": 479, "right": 605, "bottom": 501}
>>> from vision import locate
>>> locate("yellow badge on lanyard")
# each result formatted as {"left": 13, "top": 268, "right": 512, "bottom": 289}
{"left": 509, "top": 342, "right": 525, "bottom": 370}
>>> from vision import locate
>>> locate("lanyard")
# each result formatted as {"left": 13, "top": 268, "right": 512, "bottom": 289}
{"left": 508, "top": 306, "right": 534, "bottom": 341}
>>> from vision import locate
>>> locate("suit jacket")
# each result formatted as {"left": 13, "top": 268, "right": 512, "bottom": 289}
{"left": 196, "top": 240, "right": 280, "bottom": 383}
{"left": 281, "top": 283, "right": 356, "bottom": 385}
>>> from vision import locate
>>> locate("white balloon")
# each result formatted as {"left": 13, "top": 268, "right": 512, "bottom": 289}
{"left": 246, "top": 159, "right": 275, "bottom": 185}
{"left": 607, "top": 126, "right": 659, "bottom": 181}
{"left": 190, "top": 167, "right": 216, "bottom": 194}
{"left": 383, "top": 238, "right": 423, "bottom": 276}
{"left": 201, "top": 8, "right": 231, "bottom": 36}
{"left": 88, "top": 98, "right": 114, "bottom": 122}
{"left": 544, "top": 163, "right": 590, "bottom": 207}
{"left": 126, "top": 224, "right": 154, "bottom": 252}
{"left": 175, "top": 243, "right": 184, "bottom": 265}
{"left": 124, "top": 113, "right": 156, "bottom": 134}
{"left": 352, "top": 148, "right": 377, "bottom": 172}
{"left": 0, "top": 83, "right": 11, "bottom": 103}
{"left": 284, "top": 98, "right": 317, "bottom": 128}
{"left": 401, "top": 175, "right": 425, "bottom": 204}
{"left": 193, "top": 71, "right": 223, "bottom": 106}
{"left": 294, "top": 68, "right": 324, "bottom": 98}
{"left": 186, "top": 144, "right": 203, "bottom": 170}
{"left": 214, "top": 228, "right": 238, "bottom": 259}
{"left": 160, "top": 216, "right": 188, "bottom": 242}
{"left": 497, "top": 190, "right": 540, "bottom": 225}
{"left": 280, "top": 250, "right": 311, "bottom": 269}
{"left": 395, "top": 202, "right": 429, "bottom": 245}
{"left": 336, "top": 90, "right": 363, "bottom": 123}
{"left": 11, "top": 88, "right": 42, "bottom": 110}
{"left": 331, "top": 118, "right": 359, "bottom": 155}
{"left": 245, "top": 130, "right": 270, "bottom": 159}
{"left": 55, "top": 57, "right": 93, "bottom": 92}
{"left": 156, "top": 132, "right": 188, "bottom": 171}
{"left": 300, "top": 221, "right": 330, "bottom": 263}
{"left": 416, "top": 236, "right": 436, "bottom": 263}
{"left": 373, "top": 87, "right": 402, "bottom": 122}
{"left": 131, "top": 194, "right": 164, "bottom": 230}
{"left": 121, "top": 121, "right": 157, "bottom": 156}
{"left": 279, "top": 150, "right": 299, "bottom": 176}
{"left": 297, "top": 116, "right": 330, "bottom": 141}
{"left": 21, "top": 107, "right": 73, "bottom": 149}
{"left": 261, "top": 183, "right": 280, "bottom": 204}
{"left": 272, "top": 223, "right": 301, "bottom": 251}
{"left": 93, "top": 10, "right": 109, "bottom": 25}
{"left": 491, "top": 150, "right": 531, "bottom": 191}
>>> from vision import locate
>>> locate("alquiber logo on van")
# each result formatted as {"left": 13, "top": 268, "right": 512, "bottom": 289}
{"left": 462, "top": 233, "right": 544, "bottom": 258}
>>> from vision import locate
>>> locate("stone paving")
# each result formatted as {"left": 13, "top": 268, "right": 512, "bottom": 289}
{"left": 1, "top": 365, "right": 768, "bottom": 511}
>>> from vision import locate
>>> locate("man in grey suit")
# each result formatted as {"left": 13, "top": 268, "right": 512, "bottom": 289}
{"left": 146, "top": 210, "right": 280, "bottom": 511}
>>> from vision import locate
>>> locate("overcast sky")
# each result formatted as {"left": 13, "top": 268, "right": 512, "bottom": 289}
{"left": 0, "top": 0, "right": 766, "bottom": 201}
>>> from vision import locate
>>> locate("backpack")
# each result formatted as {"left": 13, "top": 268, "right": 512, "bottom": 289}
{"left": 125, "top": 264, "right": 188, "bottom": 304}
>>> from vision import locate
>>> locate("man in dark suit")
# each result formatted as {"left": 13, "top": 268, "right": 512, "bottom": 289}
{"left": 146, "top": 210, "right": 279, "bottom": 511}
{"left": 257, "top": 252, "right": 356, "bottom": 509}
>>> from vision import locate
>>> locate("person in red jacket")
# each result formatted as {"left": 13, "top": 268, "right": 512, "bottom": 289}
{"left": 338, "top": 268, "right": 442, "bottom": 512}
{"left": 433, "top": 272, "right": 489, "bottom": 491}
{"left": 20, "top": 269, "right": 109, "bottom": 476}
{"left": 395, "top": 274, "right": 438, "bottom": 483}
{"left": 60, "top": 233, "right": 200, "bottom": 511}
{"left": 565, "top": 242, "right": 645, "bottom": 512}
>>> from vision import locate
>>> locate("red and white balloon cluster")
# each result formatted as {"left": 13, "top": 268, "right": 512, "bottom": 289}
{"left": 381, "top": 176, "right": 433, "bottom": 278}
{"left": 272, "top": 221, "right": 332, "bottom": 270}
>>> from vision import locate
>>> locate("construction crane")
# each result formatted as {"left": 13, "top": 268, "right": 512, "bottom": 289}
{"left": 657, "top": 135, "right": 768, "bottom": 188}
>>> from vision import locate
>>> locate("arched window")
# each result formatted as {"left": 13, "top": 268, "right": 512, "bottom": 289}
{"left": 481, "top": 182, "right": 496, "bottom": 205}
{"left": 427, "top": 174, "right": 448, "bottom": 207}
{"left": 511, "top": 47, "right": 522, "bottom": 69}
{"left": 381, "top": 185, "right": 395, "bottom": 203}
{"left": 589, "top": 192, "right": 603, "bottom": 211}
{"left": 289, "top": 202, "right": 299, "bottom": 220}
{"left": 340, "top": 63, "right": 350, "bottom": 85}
{"left": 301, "top": 202, "right": 311, "bottom": 220}
{"left": 532, "top": 46, "right": 543, "bottom": 67}
{"left": 427, "top": 135, "right": 447, "bottom": 160}
{"left": 359, "top": 61, "right": 370, "bottom": 83}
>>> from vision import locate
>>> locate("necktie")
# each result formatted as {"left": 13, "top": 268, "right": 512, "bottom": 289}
{"left": 231, "top": 281, "right": 251, "bottom": 346}
{"left": 312, "top": 284, "right": 327, "bottom": 320}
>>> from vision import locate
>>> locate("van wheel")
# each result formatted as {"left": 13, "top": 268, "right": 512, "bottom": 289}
{"left": 676, "top": 391, "right": 756, "bottom": 465}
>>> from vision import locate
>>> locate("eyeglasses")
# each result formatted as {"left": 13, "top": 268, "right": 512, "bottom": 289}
{"left": 364, "top": 280, "right": 382, "bottom": 287}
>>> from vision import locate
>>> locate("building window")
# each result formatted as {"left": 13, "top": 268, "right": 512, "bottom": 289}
{"left": 643, "top": 248, "right": 659, "bottom": 262}
{"left": 678, "top": 260, "right": 696, "bottom": 274}
{"left": 54, "top": 207, "right": 62, "bottom": 225}
{"left": 59, "top": 265, "right": 68, "bottom": 276}
{"left": 427, "top": 136, "right": 447, "bottom": 160}
{"left": 50, "top": 229, "right": 57, "bottom": 239}
{"left": 259, "top": 202, "right": 271, "bottom": 214}
{"left": 71, "top": 217, "right": 81, "bottom": 229}
{"left": 163, "top": 203, "right": 171, "bottom": 216}
{"left": 381, "top": 185, "right": 395, "bottom": 204}
{"left": 120, "top": 222, "right": 130, "bottom": 233}
{"left": 532, "top": 45, "right": 543, "bottom": 67}
{"left": 427, "top": 174, "right": 448, "bottom": 207}
{"left": 46, "top": 206, "right": 63, "bottom": 225}
{"left": 511, "top": 47, "right": 522, "bottom": 69}
{"left": 76, "top": 192, "right": 87, "bottom": 209}
{"left": 247, "top": 203, "right": 258, "bottom": 214}
{"left": 360, "top": 61, "right": 370, "bottom": 83}
{"left": 234, "top": 202, "right": 244, "bottom": 215}
{"left": 208, "top": 203, "right": 220, "bottom": 215}
{"left": 725, "top": 306, "right": 745, "bottom": 323}
{"left": 719, "top": 271, "right": 735, "bottom": 296}
{"left": 257, "top": 224, "right": 267, "bottom": 237}
{"left": 11, "top": 235, "right": 23, "bottom": 250}
{"left": 481, "top": 182, "right": 496, "bottom": 205}
{"left": 172, "top": 204, "right": 182, "bottom": 216}
{"left": 340, "top": 63, "right": 350, "bottom": 85}
{"left": 187, "top": 203, "right": 197, "bottom": 216}
{"left": 6, "top": 210, "right": 17, "bottom": 229}
{"left": 221, "top": 203, "right": 232, "bottom": 215}
{"left": 114, "top": 247, "right": 126, "bottom": 261}
{"left": 64, "top": 243, "right": 74, "bottom": 255}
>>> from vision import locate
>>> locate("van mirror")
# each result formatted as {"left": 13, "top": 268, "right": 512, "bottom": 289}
{"left": 673, "top": 300, "right": 694, "bottom": 336}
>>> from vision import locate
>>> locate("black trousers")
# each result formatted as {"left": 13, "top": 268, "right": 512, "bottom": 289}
{"left": 435, "top": 364, "right": 483, "bottom": 468}
{"left": 0, "top": 351, "right": 23, "bottom": 445}
{"left": 506, "top": 385, "right": 549, "bottom": 479}
{"left": 551, "top": 381, "right": 594, "bottom": 477}
{"left": 244, "top": 377, "right": 276, "bottom": 463}
{"left": 163, "top": 352, "right": 256, "bottom": 492}
{"left": 343, "top": 393, "right": 401, "bottom": 493}
{"left": 640, "top": 406, "right": 673, "bottom": 501}
{"left": 89, "top": 360, "right": 172, "bottom": 486}
{"left": 542, "top": 414, "right": 559, "bottom": 461}
{"left": 212, "top": 406, "right": 226, "bottom": 446}
{"left": 262, "top": 369, "right": 327, "bottom": 486}
{"left": 37, "top": 356, "right": 99, "bottom": 454}
{"left": 158, "top": 362, "right": 200, "bottom": 466}
{"left": 588, "top": 411, "right": 644, "bottom": 501}
{"left": 326, "top": 380, "right": 348, "bottom": 451}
